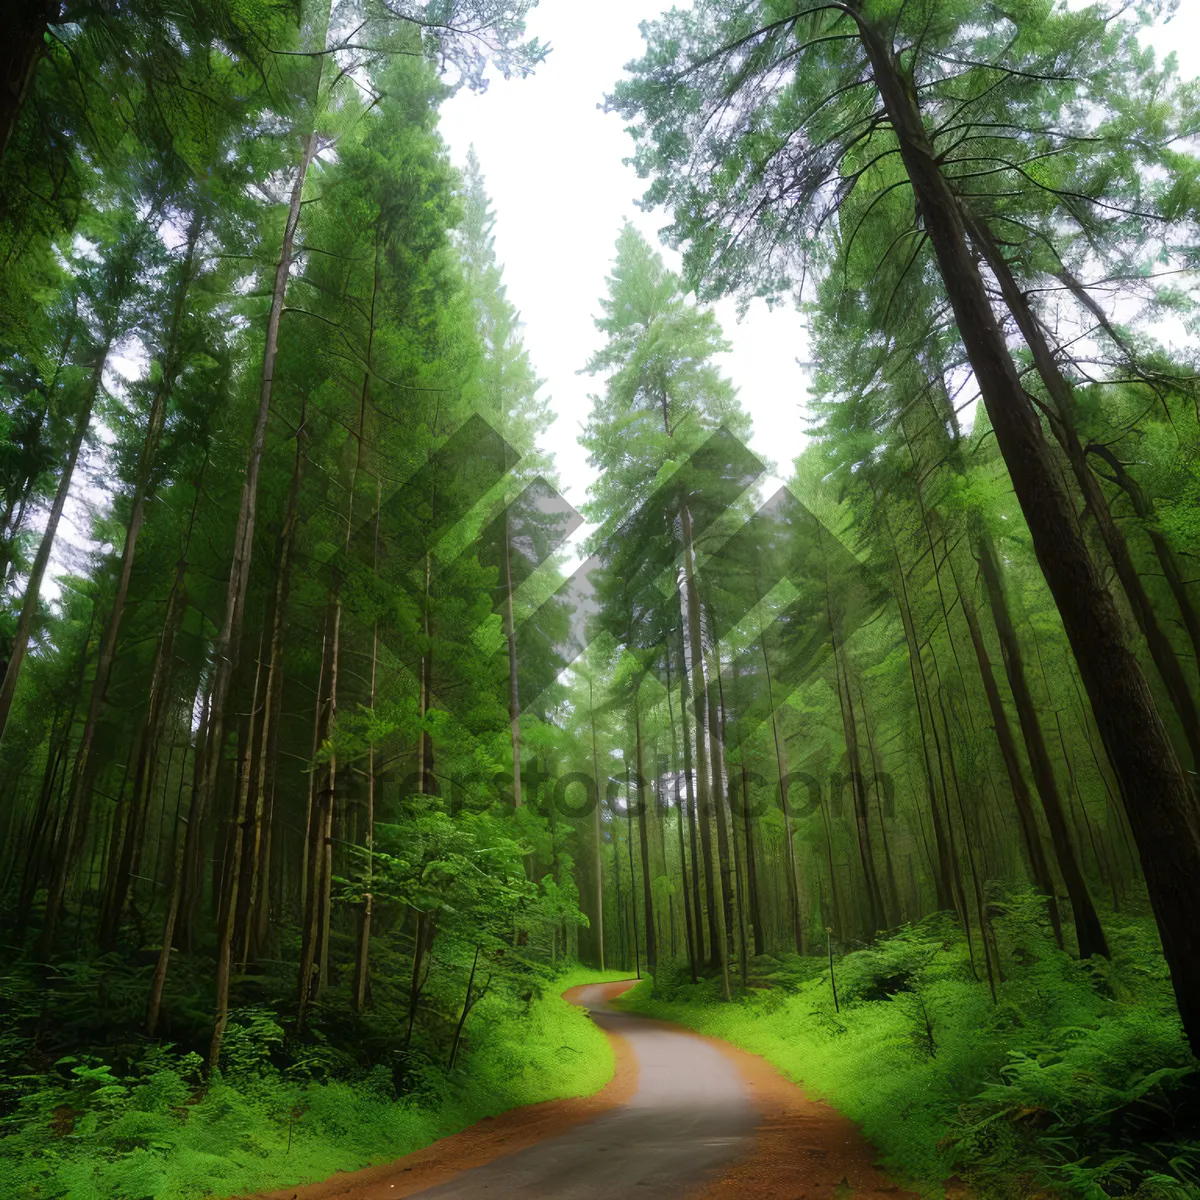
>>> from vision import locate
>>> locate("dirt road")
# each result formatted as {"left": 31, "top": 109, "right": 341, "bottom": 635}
{"left": 251, "top": 980, "right": 918, "bottom": 1199}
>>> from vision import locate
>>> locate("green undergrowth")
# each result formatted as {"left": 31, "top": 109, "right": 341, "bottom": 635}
{"left": 619, "top": 892, "right": 1199, "bottom": 1200}
{"left": 0, "top": 964, "right": 629, "bottom": 1199}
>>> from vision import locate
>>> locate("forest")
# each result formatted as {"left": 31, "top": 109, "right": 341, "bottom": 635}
{"left": 2, "top": 0, "right": 1200, "bottom": 1197}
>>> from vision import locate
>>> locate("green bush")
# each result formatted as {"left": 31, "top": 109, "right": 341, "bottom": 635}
{"left": 0, "top": 965, "right": 627, "bottom": 1199}
{"left": 620, "top": 895, "right": 1199, "bottom": 1200}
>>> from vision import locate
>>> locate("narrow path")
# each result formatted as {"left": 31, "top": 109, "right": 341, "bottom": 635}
{"left": 251, "top": 980, "right": 919, "bottom": 1200}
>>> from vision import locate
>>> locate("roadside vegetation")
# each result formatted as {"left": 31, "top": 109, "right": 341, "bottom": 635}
{"left": 0, "top": 965, "right": 624, "bottom": 1199}
{"left": 3, "top": 2, "right": 1200, "bottom": 1198}
{"left": 622, "top": 899, "right": 1199, "bottom": 1200}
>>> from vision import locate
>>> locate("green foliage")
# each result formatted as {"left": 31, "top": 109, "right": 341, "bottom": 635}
{"left": 622, "top": 902, "right": 1198, "bottom": 1200}
{"left": 0, "top": 967, "right": 620, "bottom": 1199}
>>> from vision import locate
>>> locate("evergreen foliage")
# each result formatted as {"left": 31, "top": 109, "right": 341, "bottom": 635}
{"left": 3, "top": 1, "right": 1200, "bottom": 1197}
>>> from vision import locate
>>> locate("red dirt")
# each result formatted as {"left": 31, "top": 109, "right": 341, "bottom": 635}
{"left": 240, "top": 979, "right": 922, "bottom": 1199}
{"left": 240, "top": 981, "right": 640, "bottom": 1200}
{"left": 692, "top": 1032, "right": 921, "bottom": 1199}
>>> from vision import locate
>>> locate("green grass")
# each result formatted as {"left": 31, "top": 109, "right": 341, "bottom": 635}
{"left": 0, "top": 965, "right": 630, "bottom": 1200}
{"left": 618, "top": 898, "right": 1199, "bottom": 1200}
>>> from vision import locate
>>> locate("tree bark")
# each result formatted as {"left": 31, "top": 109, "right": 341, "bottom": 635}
{"left": 760, "top": 635, "right": 804, "bottom": 954}
{"left": 0, "top": 348, "right": 106, "bottom": 747}
{"left": 664, "top": 650, "right": 698, "bottom": 981}
{"left": 587, "top": 676, "right": 606, "bottom": 971}
{"left": 208, "top": 632, "right": 266, "bottom": 1072}
{"left": 949, "top": 547, "right": 1064, "bottom": 947}
{"left": 49, "top": 219, "right": 203, "bottom": 954}
{"left": 1086, "top": 441, "right": 1200, "bottom": 671}
{"left": 631, "top": 672, "right": 657, "bottom": 971}
{"left": 149, "top": 127, "right": 316, "bottom": 1026}
{"left": 962, "top": 207, "right": 1200, "bottom": 771}
{"left": 503, "top": 507, "right": 522, "bottom": 810}
{"left": 702, "top": 632, "right": 737, "bottom": 989}
{"left": 352, "top": 481, "right": 381, "bottom": 1012}
{"left": 146, "top": 679, "right": 210, "bottom": 1036}
{"left": 677, "top": 537, "right": 726, "bottom": 990}
{"left": 856, "top": 16, "right": 1196, "bottom": 994}
{"left": 975, "top": 532, "right": 1109, "bottom": 958}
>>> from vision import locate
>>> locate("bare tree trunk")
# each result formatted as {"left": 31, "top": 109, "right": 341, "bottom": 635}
{"left": 238, "top": 415, "right": 305, "bottom": 971}
{"left": 963, "top": 208, "right": 1200, "bottom": 770}
{"left": 352, "top": 482, "right": 381, "bottom": 1012}
{"left": 208, "top": 633, "right": 266, "bottom": 1072}
{"left": 673, "top": 621, "right": 708, "bottom": 973}
{"left": 624, "top": 759, "right": 641, "bottom": 978}
{"left": 860, "top": 21, "right": 1200, "bottom": 1015}
{"left": 45, "top": 220, "right": 204, "bottom": 953}
{"left": 726, "top": 664, "right": 765, "bottom": 957}
{"left": 98, "top": 552, "right": 188, "bottom": 951}
{"left": 760, "top": 634, "right": 804, "bottom": 954}
{"left": 877, "top": 499, "right": 956, "bottom": 911}
{"left": 702, "top": 629, "right": 736, "bottom": 992}
{"left": 833, "top": 640, "right": 885, "bottom": 937}
{"left": 446, "top": 945, "right": 482, "bottom": 1073}
{"left": 146, "top": 680, "right": 210, "bottom": 1035}
{"left": 976, "top": 532, "right": 1109, "bottom": 959}
{"left": 632, "top": 691, "right": 656, "bottom": 971}
{"left": 0, "top": 349, "right": 106, "bottom": 746}
{"left": 149, "top": 127, "right": 317, "bottom": 1027}
{"left": 503, "top": 507, "right": 523, "bottom": 810}
{"left": 678, "top": 541, "right": 725, "bottom": 992}
{"left": 949, "top": 546, "right": 1064, "bottom": 946}
{"left": 664, "top": 652, "right": 697, "bottom": 981}
{"left": 587, "top": 676, "right": 606, "bottom": 971}
{"left": 1086, "top": 441, "right": 1200, "bottom": 670}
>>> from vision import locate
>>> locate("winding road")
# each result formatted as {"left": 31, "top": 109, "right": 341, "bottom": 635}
{"left": 256, "top": 980, "right": 919, "bottom": 1200}
{"left": 407, "top": 981, "right": 757, "bottom": 1198}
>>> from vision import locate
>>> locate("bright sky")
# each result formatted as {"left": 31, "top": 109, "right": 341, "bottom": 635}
{"left": 438, "top": 0, "right": 1200, "bottom": 524}
{"left": 438, "top": 0, "right": 811, "bottom": 516}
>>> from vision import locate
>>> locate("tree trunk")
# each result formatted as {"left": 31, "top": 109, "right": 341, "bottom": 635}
{"left": 678, "top": 534, "right": 726, "bottom": 991}
{"left": 673, "top": 623, "right": 706, "bottom": 973}
{"left": 950, "top": 547, "right": 1064, "bottom": 947}
{"left": 146, "top": 679, "right": 210, "bottom": 1036}
{"left": 1086, "top": 441, "right": 1200, "bottom": 671}
{"left": 0, "top": 0, "right": 55, "bottom": 162}
{"left": 833, "top": 640, "right": 884, "bottom": 938}
{"left": 208, "top": 633, "right": 266, "bottom": 1073}
{"left": 237, "top": 416, "right": 304, "bottom": 970}
{"left": 56, "top": 220, "right": 203, "bottom": 954}
{"left": 878, "top": 498, "right": 956, "bottom": 911}
{"left": 503, "top": 508, "right": 523, "bottom": 809}
{"left": 352, "top": 482, "right": 381, "bottom": 1011}
{"left": 859, "top": 19, "right": 1191, "bottom": 982}
{"left": 98, "top": 550, "right": 189, "bottom": 951}
{"left": 727, "top": 664, "right": 765, "bottom": 957}
{"left": 587, "top": 676, "right": 606, "bottom": 971}
{"left": 0, "top": 348, "right": 106, "bottom": 746}
{"left": 632, "top": 680, "right": 657, "bottom": 971}
{"left": 760, "top": 635, "right": 804, "bottom": 954}
{"left": 624, "top": 759, "right": 641, "bottom": 978}
{"left": 962, "top": 207, "right": 1200, "bottom": 771}
{"left": 703, "top": 635, "right": 737, "bottom": 988}
{"left": 664, "top": 651, "right": 698, "bottom": 981}
{"left": 149, "top": 128, "right": 316, "bottom": 1025}
{"left": 975, "top": 532, "right": 1109, "bottom": 958}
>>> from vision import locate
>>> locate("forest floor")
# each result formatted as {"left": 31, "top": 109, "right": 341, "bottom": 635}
{"left": 243, "top": 980, "right": 916, "bottom": 1200}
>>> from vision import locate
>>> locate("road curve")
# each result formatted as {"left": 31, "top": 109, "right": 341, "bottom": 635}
{"left": 249, "top": 980, "right": 920, "bottom": 1200}
{"left": 406, "top": 980, "right": 757, "bottom": 1198}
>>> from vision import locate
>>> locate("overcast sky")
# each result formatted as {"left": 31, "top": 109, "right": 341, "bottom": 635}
{"left": 438, "top": 0, "right": 811, "bottom": 515}
{"left": 437, "top": 0, "right": 1200, "bottom": 526}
